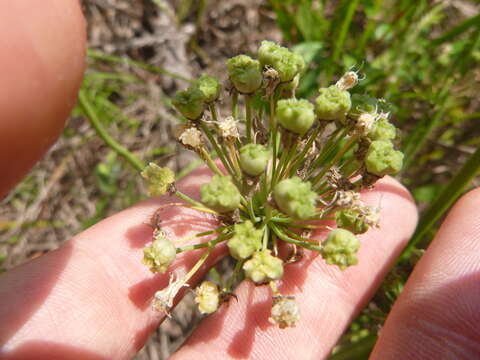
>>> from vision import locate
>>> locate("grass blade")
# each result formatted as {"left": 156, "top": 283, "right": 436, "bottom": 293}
{"left": 431, "top": 13, "right": 480, "bottom": 47}
{"left": 331, "top": 0, "right": 361, "bottom": 63}
{"left": 78, "top": 89, "right": 145, "bottom": 172}
{"left": 87, "top": 49, "right": 192, "bottom": 83}
{"left": 401, "top": 145, "right": 480, "bottom": 260}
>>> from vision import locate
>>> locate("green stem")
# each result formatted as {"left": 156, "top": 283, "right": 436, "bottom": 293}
{"left": 279, "top": 136, "right": 300, "bottom": 181}
{"left": 245, "top": 95, "right": 253, "bottom": 143}
{"left": 224, "top": 259, "right": 244, "bottom": 292}
{"left": 289, "top": 124, "right": 325, "bottom": 176}
{"left": 273, "top": 133, "right": 292, "bottom": 186}
{"left": 200, "top": 120, "right": 236, "bottom": 177}
{"left": 78, "top": 89, "right": 145, "bottom": 172}
{"left": 177, "top": 232, "right": 232, "bottom": 253}
{"left": 199, "top": 147, "right": 224, "bottom": 177}
{"left": 175, "top": 190, "right": 208, "bottom": 209}
{"left": 184, "top": 244, "right": 216, "bottom": 283}
{"left": 307, "top": 127, "right": 345, "bottom": 178}
{"left": 270, "top": 224, "right": 322, "bottom": 252}
{"left": 270, "top": 94, "right": 279, "bottom": 189}
{"left": 312, "top": 135, "right": 358, "bottom": 187}
{"left": 262, "top": 224, "right": 270, "bottom": 251}
{"left": 232, "top": 92, "right": 239, "bottom": 119}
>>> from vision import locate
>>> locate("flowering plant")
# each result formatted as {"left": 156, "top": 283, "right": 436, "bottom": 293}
{"left": 141, "top": 41, "right": 403, "bottom": 328}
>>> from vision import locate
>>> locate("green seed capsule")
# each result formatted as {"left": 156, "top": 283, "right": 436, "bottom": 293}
{"left": 227, "top": 55, "right": 263, "bottom": 94}
{"left": 258, "top": 40, "right": 305, "bottom": 82}
{"left": 276, "top": 99, "right": 315, "bottom": 135}
{"left": 243, "top": 249, "right": 284, "bottom": 284}
{"left": 141, "top": 163, "right": 175, "bottom": 196}
{"left": 171, "top": 86, "right": 205, "bottom": 120}
{"left": 195, "top": 74, "right": 221, "bottom": 103}
{"left": 273, "top": 177, "right": 317, "bottom": 220}
{"left": 335, "top": 208, "right": 369, "bottom": 234}
{"left": 143, "top": 234, "right": 177, "bottom": 273}
{"left": 365, "top": 140, "right": 403, "bottom": 176}
{"left": 227, "top": 221, "right": 263, "bottom": 260}
{"left": 315, "top": 85, "right": 352, "bottom": 121}
{"left": 368, "top": 117, "right": 396, "bottom": 141}
{"left": 321, "top": 229, "right": 360, "bottom": 270}
{"left": 239, "top": 144, "right": 271, "bottom": 176}
{"left": 200, "top": 175, "right": 241, "bottom": 213}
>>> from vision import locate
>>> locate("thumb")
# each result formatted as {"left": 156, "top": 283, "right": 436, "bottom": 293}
{"left": 0, "top": 0, "right": 86, "bottom": 198}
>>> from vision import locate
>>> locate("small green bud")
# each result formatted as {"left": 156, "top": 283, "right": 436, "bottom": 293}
{"left": 143, "top": 233, "right": 177, "bottom": 273}
{"left": 365, "top": 140, "right": 404, "bottom": 176}
{"left": 243, "top": 250, "right": 284, "bottom": 284}
{"left": 321, "top": 229, "right": 360, "bottom": 270}
{"left": 194, "top": 281, "right": 220, "bottom": 314}
{"left": 276, "top": 99, "right": 315, "bottom": 135}
{"left": 227, "top": 221, "right": 263, "bottom": 260}
{"left": 200, "top": 175, "right": 241, "bottom": 212}
{"left": 227, "top": 55, "right": 262, "bottom": 94}
{"left": 315, "top": 85, "right": 352, "bottom": 120}
{"left": 141, "top": 163, "right": 175, "bottom": 196}
{"left": 239, "top": 144, "right": 270, "bottom": 176}
{"left": 274, "top": 177, "right": 317, "bottom": 220}
{"left": 195, "top": 74, "right": 221, "bottom": 103}
{"left": 368, "top": 117, "right": 396, "bottom": 141}
{"left": 258, "top": 40, "right": 305, "bottom": 82}
{"left": 335, "top": 208, "right": 369, "bottom": 234}
{"left": 171, "top": 86, "right": 205, "bottom": 120}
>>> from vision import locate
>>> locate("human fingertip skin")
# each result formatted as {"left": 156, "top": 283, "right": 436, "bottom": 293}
{"left": 0, "top": 0, "right": 86, "bottom": 198}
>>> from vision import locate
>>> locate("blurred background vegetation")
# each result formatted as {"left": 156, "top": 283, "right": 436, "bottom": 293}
{"left": 1, "top": 0, "right": 479, "bottom": 358}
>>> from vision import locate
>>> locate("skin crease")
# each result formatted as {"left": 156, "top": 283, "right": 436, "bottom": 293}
{"left": 0, "top": 2, "right": 479, "bottom": 359}
{"left": 0, "top": 0, "right": 86, "bottom": 199}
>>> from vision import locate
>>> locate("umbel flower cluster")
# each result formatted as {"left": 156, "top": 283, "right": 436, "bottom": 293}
{"left": 141, "top": 41, "right": 403, "bottom": 328}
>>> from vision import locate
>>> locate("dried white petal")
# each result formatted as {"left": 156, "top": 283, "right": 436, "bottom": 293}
{"left": 179, "top": 127, "right": 203, "bottom": 148}
{"left": 335, "top": 71, "right": 359, "bottom": 91}
{"left": 336, "top": 190, "right": 361, "bottom": 208}
{"left": 217, "top": 116, "right": 239, "bottom": 139}
{"left": 152, "top": 274, "right": 188, "bottom": 315}
{"left": 269, "top": 296, "right": 300, "bottom": 329}
{"left": 355, "top": 112, "right": 376, "bottom": 136}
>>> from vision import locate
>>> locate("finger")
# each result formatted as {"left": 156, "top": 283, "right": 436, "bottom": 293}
{"left": 0, "top": 0, "right": 86, "bottom": 198}
{"left": 173, "top": 177, "right": 417, "bottom": 360}
{"left": 0, "top": 167, "right": 223, "bottom": 359}
{"left": 371, "top": 188, "right": 480, "bottom": 359}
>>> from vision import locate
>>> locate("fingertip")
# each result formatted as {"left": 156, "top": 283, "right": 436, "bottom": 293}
{"left": 372, "top": 186, "right": 480, "bottom": 359}
{"left": 0, "top": 0, "right": 86, "bottom": 198}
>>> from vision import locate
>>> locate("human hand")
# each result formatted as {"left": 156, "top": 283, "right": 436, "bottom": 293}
{"left": 1, "top": 2, "right": 480, "bottom": 359}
